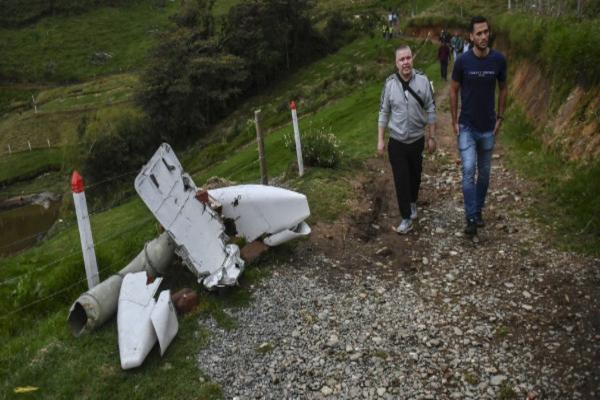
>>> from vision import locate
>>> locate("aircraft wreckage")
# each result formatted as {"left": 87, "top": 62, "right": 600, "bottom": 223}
{"left": 68, "top": 143, "right": 311, "bottom": 369}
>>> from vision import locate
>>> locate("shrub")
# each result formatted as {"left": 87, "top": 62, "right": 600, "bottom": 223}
{"left": 82, "top": 108, "right": 158, "bottom": 204}
{"left": 284, "top": 126, "right": 342, "bottom": 169}
{"left": 323, "top": 12, "right": 356, "bottom": 51}
{"left": 495, "top": 14, "right": 600, "bottom": 87}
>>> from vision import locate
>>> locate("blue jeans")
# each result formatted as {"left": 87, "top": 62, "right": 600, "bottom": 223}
{"left": 458, "top": 125, "right": 495, "bottom": 221}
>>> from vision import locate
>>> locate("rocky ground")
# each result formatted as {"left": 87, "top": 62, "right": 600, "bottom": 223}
{"left": 197, "top": 88, "right": 600, "bottom": 399}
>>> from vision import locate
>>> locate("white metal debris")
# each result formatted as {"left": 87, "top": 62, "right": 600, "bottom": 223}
{"left": 68, "top": 232, "right": 175, "bottom": 336}
{"left": 135, "top": 143, "right": 312, "bottom": 290}
{"left": 208, "top": 184, "right": 311, "bottom": 244}
{"left": 151, "top": 290, "right": 179, "bottom": 356}
{"left": 117, "top": 272, "right": 178, "bottom": 369}
{"left": 134, "top": 143, "right": 244, "bottom": 289}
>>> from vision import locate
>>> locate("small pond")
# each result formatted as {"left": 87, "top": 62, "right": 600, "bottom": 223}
{"left": 0, "top": 199, "right": 61, "bottom": 257}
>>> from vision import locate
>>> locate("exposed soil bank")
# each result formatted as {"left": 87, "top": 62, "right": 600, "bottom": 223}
{"left": 511, "top": 61, "right": 600, "bottom": 162}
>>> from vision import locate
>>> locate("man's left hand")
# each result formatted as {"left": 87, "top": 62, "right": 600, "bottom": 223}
{"left": 426, "top": 137, "right": 437, "bottom": 154}
{"left": 493, "top": 119, "right": 502, "bottom": 135}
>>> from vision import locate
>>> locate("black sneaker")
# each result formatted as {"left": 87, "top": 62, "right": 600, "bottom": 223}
{"left": 475, "top": 211, "right": 485, "bottom": 228}
{"left": 464, "top": 218, "right": 477, "bottom": 236}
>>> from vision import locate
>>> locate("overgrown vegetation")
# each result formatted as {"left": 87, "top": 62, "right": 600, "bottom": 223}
{"left": 81, "top": 108, "right": 158, "bottom": 206}
{"left": 284, "top": 125, "right": 342, "bottom": 168}
{"left": 138, "top": 0, "right": 330, "bottom": 146}
{"left": 500, "top": 104, "right": 600, "bottom": 256}
{"left": 495, "top": 13, "right": 600, "bottom": 88}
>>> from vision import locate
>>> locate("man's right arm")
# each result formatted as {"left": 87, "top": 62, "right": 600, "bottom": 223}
{"left": 378, "top": 82, "right": 390, "bottom": 155}
{"left": 449, "top": 80, "right": 460, "bottom": 135}
{"left": 377, "top": 126, "right": 386, "bottom": 155}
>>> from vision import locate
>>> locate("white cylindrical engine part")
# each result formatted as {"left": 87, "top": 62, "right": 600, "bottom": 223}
{"left": 68, "top": 232, "right": 175, "bottom": 336}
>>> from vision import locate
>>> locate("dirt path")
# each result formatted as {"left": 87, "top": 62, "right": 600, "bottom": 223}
{"left": 301, "top": 80, "right": 600, "bottom": 398}
{"left": 197, "top": 79, "right": 600, "bottom": 399}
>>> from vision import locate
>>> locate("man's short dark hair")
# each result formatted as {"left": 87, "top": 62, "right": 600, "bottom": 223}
{"left": 469, "top": 16, "right": 488, "bottom": 32}
{"left": 395, "top": 45, "right": 412, "bottom": 57}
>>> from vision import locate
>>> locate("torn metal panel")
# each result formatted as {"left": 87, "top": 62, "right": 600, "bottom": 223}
{"left": 150, "top": 290, "right": 179, "bottom": 356}
{"left": 118, "top": 272, "right": 163, "bottom": 370}
{"left": 203, "top": 244, "right": 244, "bottom": 288}
{"left": 208, "top": 184, "right": 311, "bottom": 245}
{"left": 135, "top": 143, "right": 244, "bottom": 289}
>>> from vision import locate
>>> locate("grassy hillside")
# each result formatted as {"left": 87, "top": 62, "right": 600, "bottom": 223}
{"left": 0, "top": 1, "right": 178, "bottom": 83}
{"left": 0, "top": 74, "right": 139, "bottom": 152}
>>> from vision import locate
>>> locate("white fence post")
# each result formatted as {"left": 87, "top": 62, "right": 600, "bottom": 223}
{"left": 7, "top": 144, "right": 11, "bottom": 155}
{"left": 47, "top": 139, "right": 51, "bottom": 148}
{"left": 28, "top": 141, "right": 32, "bottom": 151}
{"left": 290, "top": 101, "right": 304, "bottom": 177}
{"left": 71, "top": 171, "right": 100, "bottom": 289}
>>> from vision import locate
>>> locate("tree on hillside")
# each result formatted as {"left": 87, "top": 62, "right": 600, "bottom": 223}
{"left": 221, "top": 0, "right": 325, "bottom": 91}
{"left": 137, "top": 0, "right": 246, "bottom": 144}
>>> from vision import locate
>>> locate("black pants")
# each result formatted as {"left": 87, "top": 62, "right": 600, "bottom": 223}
{"left": 388, "top": 137, "right": 424, "bottom": 220}
{"left": 440, "top": 60, "right": 448, "bottom": 80}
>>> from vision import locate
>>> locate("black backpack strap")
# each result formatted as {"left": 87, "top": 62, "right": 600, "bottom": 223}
{"left": 395, "top": 72, "right": 425, "bottom": 108}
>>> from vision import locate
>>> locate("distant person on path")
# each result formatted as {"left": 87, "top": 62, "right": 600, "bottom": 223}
{"left": 450, "top": 16, "right": 507, "bottom": 237}
{"left": 378, "top": 46, "right": 437, "bottom": 234}
{"left": 450, "top": 32, "right": 463, "bottom": 61}
{"left": 463, "top": 36, "right": 471, "bottom": 54}
{"left": 438, "top": 42, "right": 450, "bottom": 81}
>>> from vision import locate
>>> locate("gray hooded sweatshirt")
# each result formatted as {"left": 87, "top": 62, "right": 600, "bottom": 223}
{"left": 378, "top": 70, "right": 436, "bottom": 144}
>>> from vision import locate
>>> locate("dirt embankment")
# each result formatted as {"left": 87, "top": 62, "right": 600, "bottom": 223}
{"left": 511, "top": 61, "right": 600, "bottom": 163}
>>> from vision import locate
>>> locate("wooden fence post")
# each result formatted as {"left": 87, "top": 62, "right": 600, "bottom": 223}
{"left": 254, "top": 109, "right": 268, "bottom": 185}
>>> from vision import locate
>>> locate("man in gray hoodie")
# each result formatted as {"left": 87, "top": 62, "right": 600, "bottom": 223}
{"left": 378, "top": 45, "right": 437, "bottom": 234}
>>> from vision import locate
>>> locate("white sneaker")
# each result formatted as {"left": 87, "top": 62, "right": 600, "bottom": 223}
{"left": 410, "top": 203, "right": 417, "bottom": 220}
{"left": 394, "top": 219, "right": 413, "bottom": 234}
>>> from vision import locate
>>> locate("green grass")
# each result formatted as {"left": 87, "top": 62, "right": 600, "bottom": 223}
{"left": 0, "top": 148, "right": 64, "bottom": 187}
{"left": 2, "top": 311, "right": 222, "bottom": 400}
{"left": 500, "top": 104, "right": 600, "bottom": 256}
{"left": 0, "top": 74, "right": 140, "bottom": 158}
{"left": 0, "top": 86, "right": 40, "bottom": 116}
{"left": 498, "top": 383, "right": 518, "bottom": 400}
{"left": 0, "top": 2, "right": 178, "bottom": 83}
{"left": 212, "top": 0, "right": 241, "bottom": 17}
